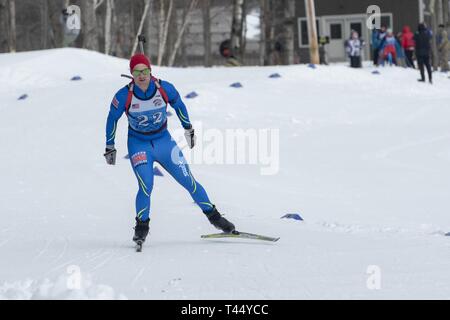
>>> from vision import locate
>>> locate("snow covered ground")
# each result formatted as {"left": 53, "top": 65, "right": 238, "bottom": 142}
{"left": 1, "top": 48, "right": 450, "bottom": 300}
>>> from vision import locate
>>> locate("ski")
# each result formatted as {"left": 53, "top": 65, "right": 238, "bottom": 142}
{"left": 135, "top": 240, "right": 144, "bottom": 252}
{"left": 201, "top": 231, "right": 280, "bottom": 242}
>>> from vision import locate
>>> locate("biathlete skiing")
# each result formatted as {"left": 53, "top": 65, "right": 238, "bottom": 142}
{"left": 103, "top": 53, "right": 236, "bottom": 250}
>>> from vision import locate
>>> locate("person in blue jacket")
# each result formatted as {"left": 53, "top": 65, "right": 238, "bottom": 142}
{"left": 104, "top": 54, "right": 236, "bottom": 243}
{"left": 371, "top": 25, "right": 387, "bottom": 66}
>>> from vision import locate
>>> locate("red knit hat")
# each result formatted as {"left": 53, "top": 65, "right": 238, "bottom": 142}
{"left": 130, "top": 54, "right": 151, "bottom": 72}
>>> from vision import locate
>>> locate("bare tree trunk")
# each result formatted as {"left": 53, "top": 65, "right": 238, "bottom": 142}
{"left": 110, "top": 0, "right": 118, "bottom": 55}
{"left": 40, "top": 0, "right": 49, "bottom": 49}
{"left": 241, "top": 1, "right": 247, "bottom": 64}
{"left": 0, "top": 0, "right": 9, "bottom": 52}
{"left": 145, "top": 0, "right": 154, "bottom": 57}
{"left": 231, "top": 0, "right": 245, "bottom": 61}
{"left": 130, "top": 0, "right": 135, "bottom": 47}
{"left": 437, "top": 0, "right": 444, "bottom": 25}
{"left": 9, "top": 0, "right": 16, "bottom": 52}
{"left": 115, "top": 1, "right": 133, "bottom": 58}
{"left": 131, "top": 0, "right": 151, "bottom": 56}
{"left": 168, "top": 0, "right": 198, "bottom": 67}
{"left": 267, "top": 0, "right": 276, "bottom": 65}
{"left": 443, "top": 0, "right": 449, "bottom": 26}
{"left": 181, "top": 4, "right": 188, "bottom": 67}
{"left": 202, "top": 0, "right": 211, "bottom": 67}
{"left": 166, "top": 4, "right": 178, "bottom": 64}
{"left": 430, "top": 0, "right": 439, "bottom": 70}
{"left": 259, "top": 0, "right": 267, "bottom": 66}
{"left": 157, "top": 0, "right": 165, "bottom": 62}
{"left": 104, "top": 0, "right": 113, "bottom": 54}
{"left": 281, "top": 0, "right": 295, "bottom": 65}
{"left": 82, "top": 0, "right": 99, "bottom": 51}
{"left": 157, "top": 0, "right": 173, "bottom": 65}
{"left": 48, "top": 0, "right": 66, "bottom": 48}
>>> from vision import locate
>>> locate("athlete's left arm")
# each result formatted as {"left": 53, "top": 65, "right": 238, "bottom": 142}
{"left": 161, "top": 80, "right": 192, "bottom": 129}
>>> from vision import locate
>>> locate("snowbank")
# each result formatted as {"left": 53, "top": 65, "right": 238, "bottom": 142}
{"left": 0, "top": 274, "right": 127, "bottom": 300}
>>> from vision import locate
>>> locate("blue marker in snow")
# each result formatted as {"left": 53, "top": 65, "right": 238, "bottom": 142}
{"left": 372, "top": 70, "right": 381, "bottom": 75}
{"left": 308, "top": 63, "right": 316, "bottom": 69}
{"left": 281, "top": 213, "right": 303, "bottom": 221}
{"left": 185, "top": 91, "right": 198, "bottom": 99}
{"left": 269, "top": 73, "right": 281, "bottom": 78}
{"left": 230, "top": 82, "right": 243, "bottom": 88}
{"left": 71, "top": 76, "right": 82, "bottom": 81}
{"left": 18, "top": 94, "right": 28, "bottom": 100}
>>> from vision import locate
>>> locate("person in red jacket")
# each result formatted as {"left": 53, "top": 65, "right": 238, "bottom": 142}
{"left": 401, "top": 25, "right": 416, "bottom": 68}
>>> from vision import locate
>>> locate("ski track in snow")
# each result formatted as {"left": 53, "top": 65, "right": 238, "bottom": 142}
{"left": 131, "top": 267, "right": 146, "bottom": 287}
{"left": 32, "top": 239, "right": 53, "bottom": 262}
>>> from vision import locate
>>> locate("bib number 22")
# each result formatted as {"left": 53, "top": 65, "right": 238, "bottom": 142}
{"left": 137, "top": 112, "right": 163, "bottom": 127}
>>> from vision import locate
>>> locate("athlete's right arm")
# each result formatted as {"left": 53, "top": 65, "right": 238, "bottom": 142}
{"left": 105, "top": 87, "right": 128, "bottom": 147}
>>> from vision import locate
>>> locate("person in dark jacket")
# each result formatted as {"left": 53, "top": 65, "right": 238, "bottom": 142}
{"left": 371, "top": 26, "right": 387, "bottom": 66}
{"left": 414, "top": 23, "right": 433, "bottom": 83}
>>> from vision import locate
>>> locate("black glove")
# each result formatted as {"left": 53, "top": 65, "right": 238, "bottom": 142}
{"left": 104, "top": 146, "right": 117, "bottom": 165}
{"left": 184, "top": 128, "right": 196, "bottom": 149}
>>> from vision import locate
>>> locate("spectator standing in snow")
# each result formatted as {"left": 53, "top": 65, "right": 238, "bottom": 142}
{"left": 61, "top": 8, "right": 80, "bottom": 47}
{"left": 414, "top": 23, "right": 433, "bottom": 83}
{"left": 437, "top": 24, "right": 450, "bottom": 72}
{"left": 380, "top": 29, "right": 398, "bottom": 66}
{"left": 345, "top": 30, "right": 364, "bottom": 68}
{"left": 219, "top": 39, "right": 241, "bottom": 67}
{"left": 396, "top": 32, "right": 407, "bottom": 67}
{"left": 371, "top": 25, "right": 387, "bottom": 66}
{"left": 401, "top": 25, "right": 416, "bottom": 68}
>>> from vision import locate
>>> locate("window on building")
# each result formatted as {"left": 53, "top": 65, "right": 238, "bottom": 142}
{"left": 330, "top": 23, "right": 343, "bottom": 39}
{"left": 299, "top": 18, "right": 321, "bottom": 47}
{"left": 350, "top": 22, "right": 362, "bottom": 37}
{"left": 381, "top": 15, "right": 392, "bottom": 29}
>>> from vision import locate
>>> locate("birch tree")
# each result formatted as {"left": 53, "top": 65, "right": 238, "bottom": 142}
{"left": 9, "top": 0, "right": 16, "bottom": 52}
{"left": 168, "top": 0, "right": 198, "bottom": 67}
{"left": 131, "top": 0, "right": 151, "bottom": 56}
{"left": 430, "top": 0, "right": 439, "bottom": 70}
{"left": 0, "top": 0, "right": 9, "bottom": 52}
{"left": 282, "top": 0, "right": 295, "bottom": 65}
{"left": 40, "top": 0, "right": 49, "bottom": 49}
{"left": 443, "top": 0, "right": 449, "bottom": 26}
{"left": 259, "top": 0, "right": 267, "bottom": 65}
{"left": 230, "top": 0, "right": 246, "bottom": 61}
{"left": 81, "top": 0, "right": 99, "bottom": 51}
{"left": 104, "top": 0, "right": 113, "bottom": 54}
{"left": 202, "top": 0, "right": 212, "bottom": 67}
{"left": 157, "top": 0, "right": 174, "bottom": 65}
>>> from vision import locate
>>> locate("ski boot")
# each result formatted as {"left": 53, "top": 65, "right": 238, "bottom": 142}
{"left": 133, "top": 217, "right": 150, "bottom": 251}
{"left": 204, "top": 206, "right": 235, "bottom": 234}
